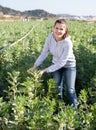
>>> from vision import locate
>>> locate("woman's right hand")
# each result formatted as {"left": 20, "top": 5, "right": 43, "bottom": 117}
{"left": 27, "top": 65, "right": 36, "bottom": 73}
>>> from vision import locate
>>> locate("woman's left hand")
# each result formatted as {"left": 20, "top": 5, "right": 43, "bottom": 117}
{"left": 37, "top": 69, "right": 46, "bottom": 77}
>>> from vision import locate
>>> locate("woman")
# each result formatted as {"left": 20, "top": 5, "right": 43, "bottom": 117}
{"left": 27, "top": 19, "right": 77, "bottom": 108}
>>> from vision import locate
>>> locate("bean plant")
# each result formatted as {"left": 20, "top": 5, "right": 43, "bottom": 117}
{"left": 0, "top": 20, "right": 96, "bottom": 130}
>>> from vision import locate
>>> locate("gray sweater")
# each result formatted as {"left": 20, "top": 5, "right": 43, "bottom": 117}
{"left": 35, "top": 33, "right": 76, "bottom": 73}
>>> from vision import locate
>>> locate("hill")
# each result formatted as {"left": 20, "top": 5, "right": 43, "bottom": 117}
{"left": 23, "top": 9, "right": 56, "bottom": 18}
{"left": 0, "top": 5, "right": 95, "bottom": 21}
{"left": 0, "top": 5, "right": 22, "bottom": 16}
{"left": 0, "top": 5, "right": 56, "bottom": 18}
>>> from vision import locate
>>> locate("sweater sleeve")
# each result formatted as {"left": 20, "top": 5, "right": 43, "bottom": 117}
{"left": 34, "top": 35, "right": 50, "bottom": 67}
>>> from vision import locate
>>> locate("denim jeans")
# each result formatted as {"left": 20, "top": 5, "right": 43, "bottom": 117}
{"left": 52, "top": 67, "right": 77, "bottom": 108}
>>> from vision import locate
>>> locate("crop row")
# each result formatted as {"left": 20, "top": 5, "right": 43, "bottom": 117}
{"left": 0, "top": 20, "right": 96, "bottom": 130}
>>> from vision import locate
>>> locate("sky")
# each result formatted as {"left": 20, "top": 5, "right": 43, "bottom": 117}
{"left": 0, "top": 0, "right": 96, "bottom": 16}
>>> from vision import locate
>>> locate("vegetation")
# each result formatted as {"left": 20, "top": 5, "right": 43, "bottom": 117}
{"left": 0, "top": 20, "right": 96, "bottom": 130}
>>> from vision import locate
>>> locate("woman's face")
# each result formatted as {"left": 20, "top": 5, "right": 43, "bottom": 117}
{"left": 53, "top": 23, "right": 66, "bottom": 41}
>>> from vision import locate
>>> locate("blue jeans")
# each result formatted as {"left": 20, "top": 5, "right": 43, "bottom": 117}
{"left": 52, "top": 67, "right": 77, "bottom": 108}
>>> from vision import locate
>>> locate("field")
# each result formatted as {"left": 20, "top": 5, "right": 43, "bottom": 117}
{"left": 0, "top": 20, "right": 96, "bottom": 130}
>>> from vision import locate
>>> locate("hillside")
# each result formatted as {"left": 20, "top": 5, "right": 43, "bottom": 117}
{"left": 0, "top": 5, "right": 95, "bottom": 21}
{"left": 0, "top": 5, "right": 22, "bottom": 16}
{"left": 0, "top": 5, "right": 56, "bottom": 18}
{"left": 23, "top": 9, "right": 56, "bottom": 18}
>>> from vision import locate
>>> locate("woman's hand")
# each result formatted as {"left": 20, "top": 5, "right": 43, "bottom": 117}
{"left": 27, "top": 65, "right": 36, "bottom": 73}
{"left": 37, "top": 69, "right": 46, "bottom": 77}
{"left": 27, "top": 65, "right": 46, "bottom": 77}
